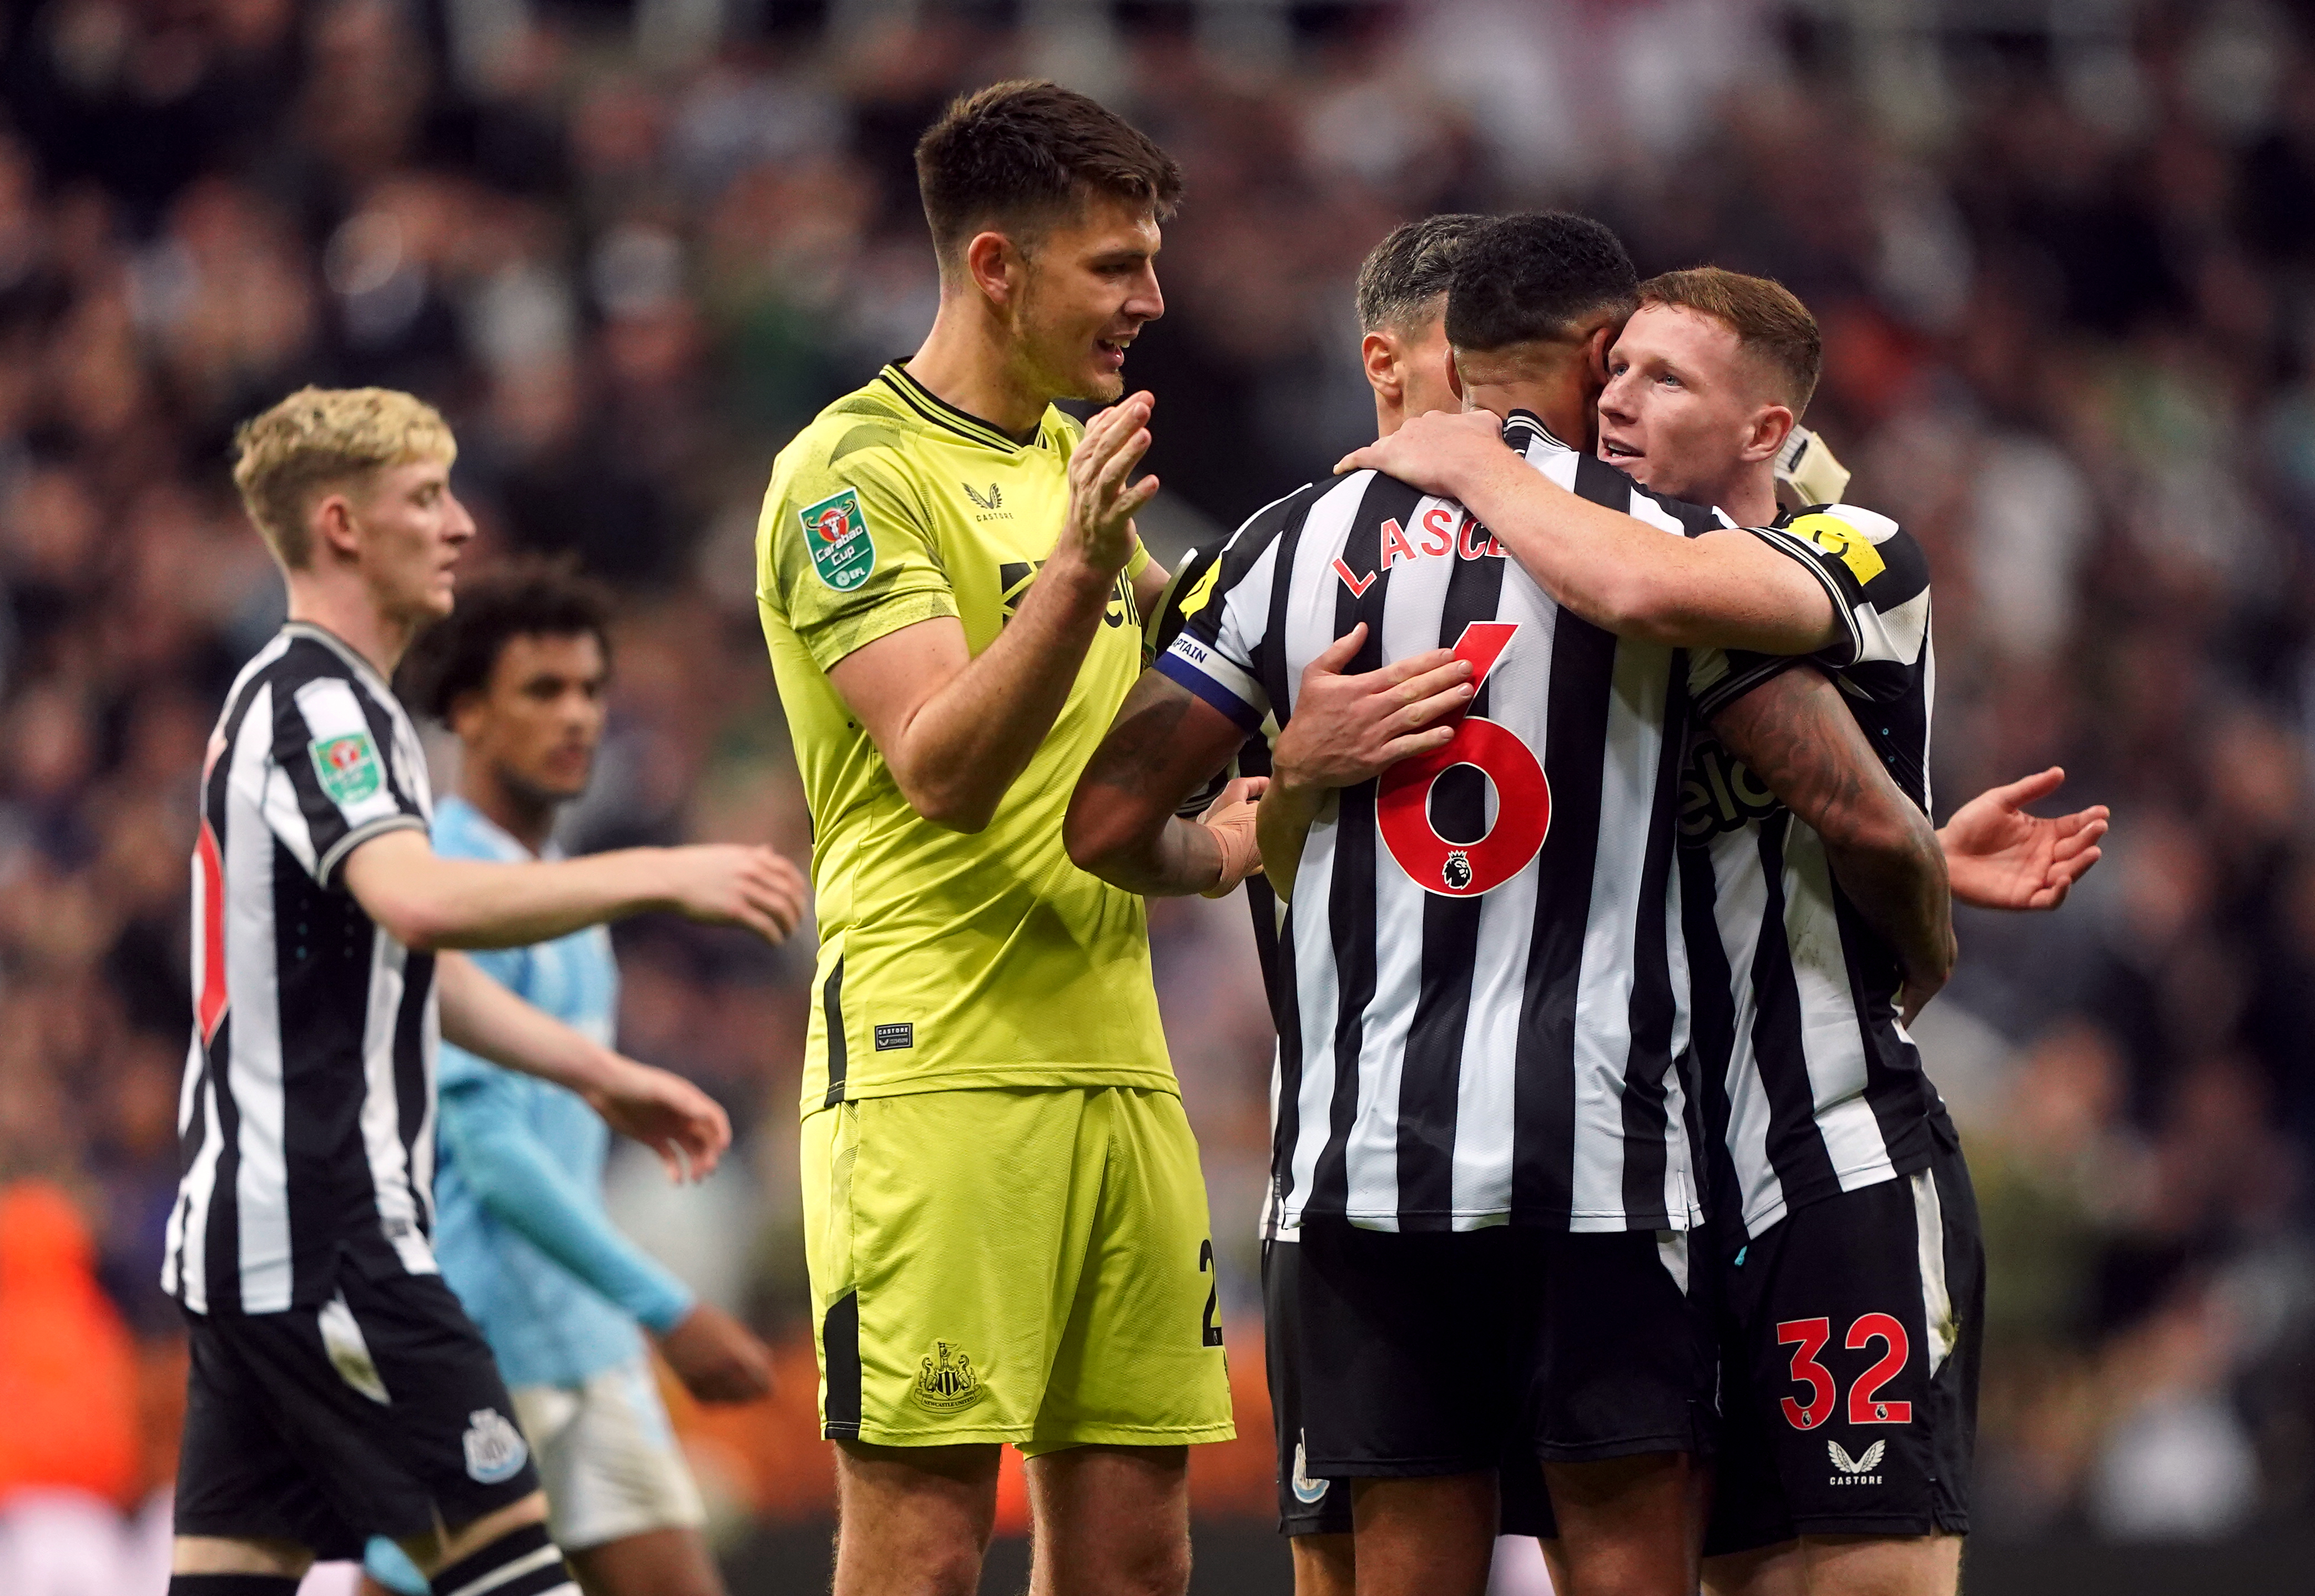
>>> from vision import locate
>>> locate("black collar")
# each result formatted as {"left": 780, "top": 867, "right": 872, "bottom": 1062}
{"left": 877, "top": 361, "right": 1043, "bottom": 452}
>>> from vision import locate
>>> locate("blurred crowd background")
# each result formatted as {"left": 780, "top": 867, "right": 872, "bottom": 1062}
{"left": 2, "top": 0, "right": 2313, "bottom": 1586}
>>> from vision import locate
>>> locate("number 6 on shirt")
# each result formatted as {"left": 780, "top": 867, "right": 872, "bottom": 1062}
{"left": 1376, "top": 621, "right": 1550, "bottom": 897}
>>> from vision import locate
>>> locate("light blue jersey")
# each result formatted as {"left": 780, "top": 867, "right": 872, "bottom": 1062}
{"left": 427, "top": 796, "right": 694, "bottom": 1387}
{"left": 370, "top": 797, "right": 701, "bottom": 1595}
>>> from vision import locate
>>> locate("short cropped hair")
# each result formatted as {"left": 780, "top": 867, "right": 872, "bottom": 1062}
{"left": 1638, "top": 266, "right": 1823, "bottom": 415}
{"left": 915, "top": 80, "right": 1182, "bottom": 271}
{"left": 1445, "top": 213, "right": 1638, "bottom": 352}
{"left": 1355, "top": 214, "right": 1487, "bottom": 334}
{"left": 231, "top": 387, "right": 456, "bottom": 569}
{"left": 398, "top": 557, "right": 614, "bottom": 724}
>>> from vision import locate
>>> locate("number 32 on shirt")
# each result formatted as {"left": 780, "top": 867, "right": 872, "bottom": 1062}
{"left": 1376, "top": 621, "right": 1549, "bottom": 897}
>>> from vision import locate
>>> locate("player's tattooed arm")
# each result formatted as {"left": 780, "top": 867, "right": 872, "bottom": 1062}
{"left": 1066, "top": 671, "right": 1263, "bottom": 897}
{"left": 1339, "top": 409, "right": 1840, "bottom": 654}
{"left": 1708, "top": 667, "right": 1956, "bottom": 1022}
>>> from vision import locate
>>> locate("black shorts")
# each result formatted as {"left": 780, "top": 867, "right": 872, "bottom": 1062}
{"left": 1289, "top": 1221, "right": 1715, "bottom": 1487}
{"left": 1263, "top": 1236, "right": 1555, "bottom": 1539}
{"left": 1705, "top": 1119, "right": 1984, "bottom": 1556}
{"left": 175, "top": 1267, "right": 541, "bottom": 1558}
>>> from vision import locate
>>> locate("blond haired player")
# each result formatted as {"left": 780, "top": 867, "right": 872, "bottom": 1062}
{"left": 165, "top": 387, "right": 799, "bottom": 1596}
{"left": 753, "top": 82, "right": 1255, "bottom": 1596}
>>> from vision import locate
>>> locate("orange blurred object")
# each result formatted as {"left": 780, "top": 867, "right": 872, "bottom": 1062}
{"left": 0, "top": 1180, "right": 140, "bottom": 1505}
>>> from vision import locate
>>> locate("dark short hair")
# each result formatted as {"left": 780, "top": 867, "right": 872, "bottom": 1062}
{"left": 1444, "top": 213, "right": 1638, "bottom": 352}
{"left": 400, "top": 557, "right": 614, "bottom": 723}
{"left": 914, "top": 80, "right": 1182, "bottom": 270}
{"left": 1354, "top": 214, "right": 1487, "bottom": 334}
{"left": 1639, "top": 266, "right": 1823, "bottom": 415}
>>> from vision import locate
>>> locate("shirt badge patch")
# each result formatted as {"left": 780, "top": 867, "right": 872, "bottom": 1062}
{"left": 801, "top": 487, "right": 876, "bottom": 592}
{"left": 912, "top": 1340, "right": 985, "bottom": 1413}
{"left": 1788, "top": 512, "right": 1885, "bottom": 585}
{"left": 310, "top": 730, "right": 384, "bottom": 806}
{"left": 462, "top": 1407, "right": 530, "bottom": 1483}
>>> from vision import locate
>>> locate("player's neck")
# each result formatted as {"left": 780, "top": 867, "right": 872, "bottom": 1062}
{"left": 284, "top": 568, "right": 419, "bottom": 680}
{"left": 1711, "top": 463, "right": 1781, "bottom": 528}
{"left": 457, "top": 761, "right": 556, "bottom": 856}
{"left": 1461, "top": 381, "right": 1595, "bottom": 454}
{"left": 907, "top": 300, "right": 1051, "bottom": 441}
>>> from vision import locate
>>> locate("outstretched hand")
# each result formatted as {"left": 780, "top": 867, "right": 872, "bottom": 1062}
{"left": 1940, "top": 767, "right": 2109, "bottom": 911}
{"left": 588, "top": 1059, "right": 732, "bottom": 1183}
{"left": 1335, "top": 408, "right": 1506, "bottom": 495}
{"left": 660, "top": 844, "right": 809, "bottom": 944}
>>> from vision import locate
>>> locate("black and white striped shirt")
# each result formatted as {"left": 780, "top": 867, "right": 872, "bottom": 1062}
{"left": 1160, "top": 415, "right": 1718, "bottom": 1234}
{"left": 1677, "top": 506, "right": 1940, "bottom": 1239}
{"left": 164, "top": 623, "right": 440, "bottom": 1315}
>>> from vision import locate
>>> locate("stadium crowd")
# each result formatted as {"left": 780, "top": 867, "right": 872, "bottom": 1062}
{"left": 1, "top": 0, "right": 2312, "bottom": 1580}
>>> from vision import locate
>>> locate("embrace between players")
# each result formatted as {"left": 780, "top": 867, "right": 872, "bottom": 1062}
{"left": 753, "top": 83, "right": 2101, "bottom": 1596}
{"left": 165, "top": 77, "right": 2105, "bottom": 1596}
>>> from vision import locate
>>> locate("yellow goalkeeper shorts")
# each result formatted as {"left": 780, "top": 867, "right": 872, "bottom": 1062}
{"left": 801, "top": 1084, "right": 1235, "bottom": 1454}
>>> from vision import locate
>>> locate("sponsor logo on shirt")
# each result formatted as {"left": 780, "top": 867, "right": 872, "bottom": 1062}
{"left": 912, "top": 1340, "right": 985, "bottom": 1413}
{"left": 963, "top": 482, "right": 1008, "bottom": 521}
{"left": 310, "top": 730, "right": 384, "bottom": 806}
{"left": 801, "top": 487, "right": 876, "bottom": 592}
{"left": 1677, "top": 737, "right": 1782, "bottom": 844}
{"left": 1000, "top": 558, "right": 1136, "bottom": 628}
{"left": 874, "top": 1022, "right": 914, "bottom": 1051}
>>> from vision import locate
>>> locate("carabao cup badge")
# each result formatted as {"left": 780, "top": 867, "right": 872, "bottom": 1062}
{"left": 801, "top": 487, "right": 876, "bottom": 592}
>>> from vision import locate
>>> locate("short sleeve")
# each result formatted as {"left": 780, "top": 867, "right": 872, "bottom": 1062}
{"left": 1155, "top": 485, "right": 1315, "bottom": 735}
{"left": 761, "top": 448, "right": 959, "bottom": 672}
{"left": 1742, "top": 506, "right": 1931, "bottom": 671}
{"left": 1689, "top": 645, "right": 1804, "bottom": 723}
{"left": 269, "top": 674, "right": 427, "bottom": 888}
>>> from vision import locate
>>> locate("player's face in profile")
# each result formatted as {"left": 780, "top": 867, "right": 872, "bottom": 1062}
{"left": 1596, "top": 304, "right": 1772, "bottom": 503}
{"left": 457, "top": 632, "right": 608, "bottom": 805}
{"left": 1014, "top": 192, "right": 1164, "bottom": 402}
{"left": 350, "top": 457, "right": 475, "bottom": 624}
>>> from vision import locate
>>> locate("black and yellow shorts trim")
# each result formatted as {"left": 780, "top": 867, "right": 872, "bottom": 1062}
{"left": 803, "top": 1085, "right": 1236, "bottom": 1454}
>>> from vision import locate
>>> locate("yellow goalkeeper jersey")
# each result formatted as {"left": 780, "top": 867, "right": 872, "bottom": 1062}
{"left": 756, "top": 361, "right": 1168, "bottom": 1112}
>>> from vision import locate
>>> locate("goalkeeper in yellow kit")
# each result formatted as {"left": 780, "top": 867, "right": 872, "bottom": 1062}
{"left": 753, "top": 83, "right": 1260, "bottom": 1596}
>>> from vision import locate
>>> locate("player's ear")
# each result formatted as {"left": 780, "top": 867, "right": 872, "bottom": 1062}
{"left": 1584, "top": 324, "right": 1615, "bottom": 387}
{"left": 447, "top": 689, "right": 489, "bottom": 744}
{"left": 964, "top": 230, "right": 1018, "bottom": 309}
{"left": 1446, "top": 348, "right": 1467, "bottom": 405}
{"left": 311, "top": 490, "right": 362, "bottom": 564}
{"left": 1744, "top": 402, "right": 1796, "bottom": 466}
{"left": 1361, "top": 331, "right": 1400, "bottom": 404}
